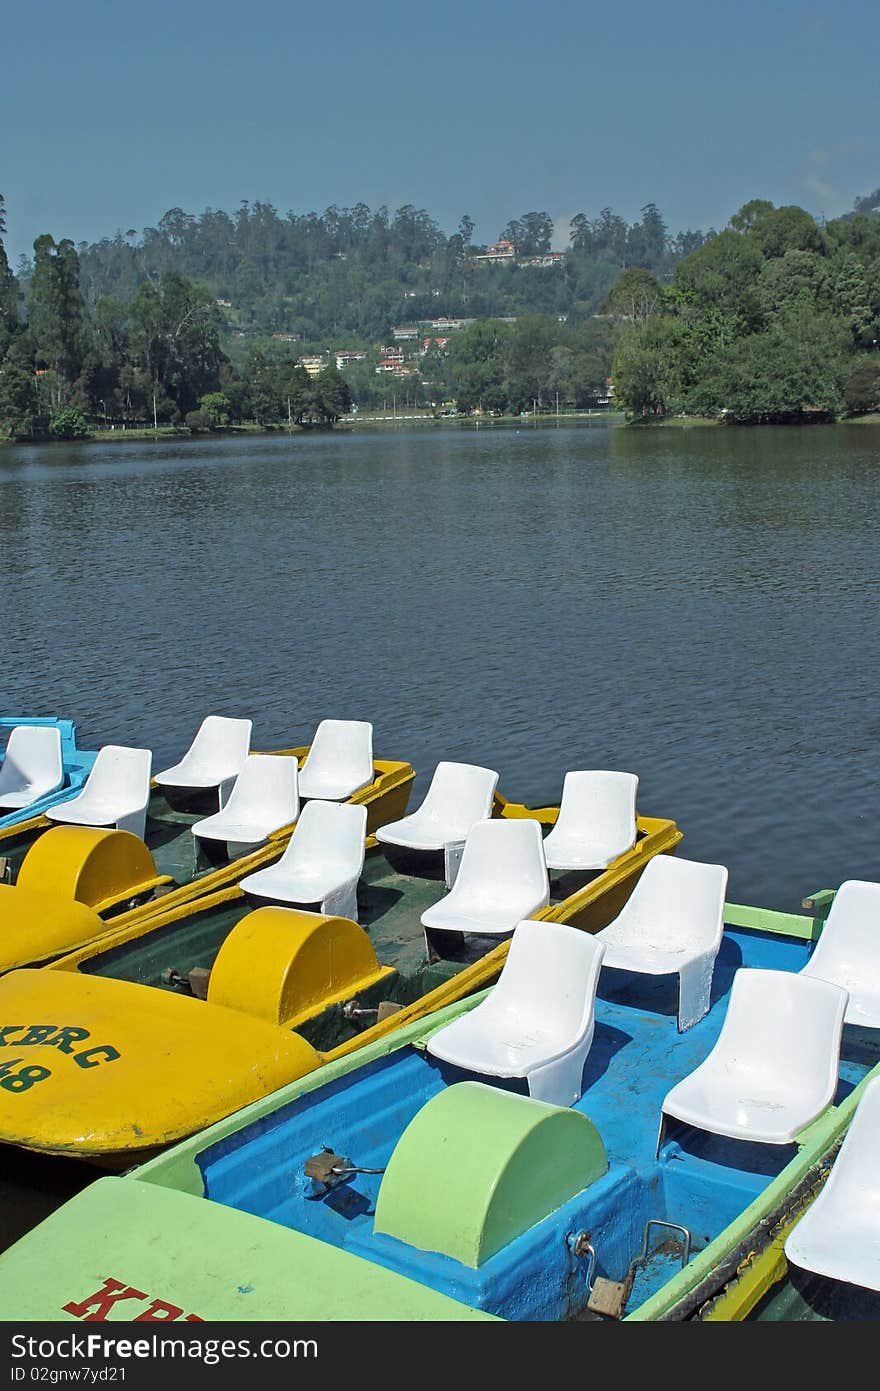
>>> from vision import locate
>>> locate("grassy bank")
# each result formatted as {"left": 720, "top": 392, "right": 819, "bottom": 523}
{"left": 623, "top": 413, "right": 880, "bottom": 428}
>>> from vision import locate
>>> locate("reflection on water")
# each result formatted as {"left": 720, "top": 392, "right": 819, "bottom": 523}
{"left": 1, "top": 417, "right": 879, "bottom": 1242}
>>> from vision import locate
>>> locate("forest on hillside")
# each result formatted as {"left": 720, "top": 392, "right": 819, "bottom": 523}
{"left": 0, "top": 197, "right": 702, "bottom": 435}
{"left": 0, "top": 188, "right": 878, "bottom": 437}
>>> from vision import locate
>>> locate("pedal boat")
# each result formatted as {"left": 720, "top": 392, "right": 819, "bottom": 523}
{"left": 0, "top": 801, "right": 680, "bottom": 1166}
{"left": 0, "top": 719, "right": 96, "bottom": 832}
{"left": 0, "top": 891, "right": 873, "bottom": 1323}
{"left": 0, "top": 746, "right": 415, "bottom": 971}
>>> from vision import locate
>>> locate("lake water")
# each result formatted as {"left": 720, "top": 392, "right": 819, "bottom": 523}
{"left": 1, "top": 416, "right": 879, "bottom": 1243}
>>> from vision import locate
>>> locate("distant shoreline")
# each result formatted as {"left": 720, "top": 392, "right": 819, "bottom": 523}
{"left": 2, "top": 408, "right": 879, "bottom": 447}
{"left": 0, "top": 410, "right": 623, "bottom": 445}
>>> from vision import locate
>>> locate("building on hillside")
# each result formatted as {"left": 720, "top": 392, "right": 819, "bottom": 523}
{"left": 597, "top": 378, "right": 615, "bottom": 406}
{"left": 518, "top": 252, "right": 566, "bottom": 268}
{"left": 425, "top": 315, "right": 470, "bottom": 331}
{"left": 376, "top": 359, "right": 414, "bottom": 376}
{"left": 420, "top": 337, "right": 449, "bottom": 355}
{"left": 336, "top": 350, "right": 368, "bottom": 370}
{"left": 471, "top": 238, "right": 516, "bottom": 263}
{"left": 272, "top": 333, "right": 299, "bottom": 342}
{"left": 392, "top": 325, "right": 421, "bottom": 341}
{"left": 298, "top": 354, "right": 329, "bottom": 377}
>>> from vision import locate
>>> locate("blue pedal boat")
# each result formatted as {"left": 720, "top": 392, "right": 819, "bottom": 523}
{"left": 1, "top": 880, "right": 877, "bottom": 1323}
{"left": 0, "top": 718, "right": 96, "bottom": 833}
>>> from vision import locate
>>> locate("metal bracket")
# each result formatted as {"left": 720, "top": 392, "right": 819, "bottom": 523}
{"left": 342, "top": 998, "right": 404, "bottom": 1023}
{"left": 567, "top": 1219, "right": 692, "bottom": 1320}
{"left": 443, "top": 841, "right": 466, "bottom": 889}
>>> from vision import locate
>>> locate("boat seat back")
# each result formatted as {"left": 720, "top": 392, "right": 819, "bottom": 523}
{"left": 276, "top": 798, "right": 367, "bottom": 878}
{"left": 298, "top": 720, "right": 374, "bottom": 800}
{"left": 426, "top": 920, "right": 605, "bottom": 1106}
{"left": 542, "top": 769, "right": 638, "bottom": 871}
{"left": 420, "top": 817, "right": 550, "bottom": 940}
{"left": 594, "top": 855, "right": 728, "bottom": 1030}
{"left": 190, "top": 754, "right": 299, "bottom": 843}
{"left": 154, "top": 714, "right": 252, "bottom": 787}
{"left": 801, "top": 879, "right": 880, "bottom": 1027}
{"left": 0, "top": 724, "right": 64, "bottom": 809}
{"left": 44, "top": 745, "right": 152, "bottom": 841}
{"left": 784, "top": 1075, "right": 880, "bottom": 1290}
{"left": 660, "top": 967, "right": 849, "bottom": 1146}
{"left": 446, "top": 817, "right": 549, "bottom": 910}
{"left": 236, "top": 799, "right": 366, "bottom": 920}
{"left": 376, "top": 761, "right": 499, "bottom": 847}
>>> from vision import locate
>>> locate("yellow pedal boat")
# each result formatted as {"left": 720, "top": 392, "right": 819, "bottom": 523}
{"left": 0, "top": 796, "right": 681, "bottom": 1167}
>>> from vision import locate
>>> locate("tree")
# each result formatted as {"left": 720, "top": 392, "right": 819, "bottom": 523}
{"left": 27, "top": 235, "right": 88, "bottom": 401}
{"left": 673, "top": 229, "right": 765, "bottom": 331}
{"left": 0, "top": 195, "right": 18, "bottom": 354}
{"left": 501, "top": 212, "right": 553, "bottom": 257}
{"left": 0, "top": 347, "right": 42, "bottom": 438}
{"left": 129, "top": 272, "right": 227, "bottom": 417}
{"left": 601, "top": 268, "right": 662, "bottom": 323}
{"left": 831, "top": 253, "right": 879, "bottom": 348}
{"left": 49, "top": 404, "right": 89, "bottom": 438}
{"left": 729, "top": 199, "right": 775, "bottom": 233}
{"left": 626, "top": 204, "right": 668, "bottom": 269}
{"left": 852, "top": 188, "right": 880, "bottom": 217}
{"left": 842, "top": 359, "right": 880, "bottom": 414}
{"left": 745, "top": 204, "right": 826, "bottom": 259}
{"left": 685, "top": 302, "right": 849, "bottom": 422}
{"left": 241, "top": 345, "right": 283, "bottom": 423}
{"left": 504, "top": 315, "right": 562, "bottom": 409}
{"left": 611, "top": 316, "right": 685, "bottom": 417}
{"left": 199, "top": 391, "right": 231, "bottom": 427}
{"left": 757, "top": 250, "right": 830, "bottom": 318}
{"left": 312, "top": 365, "right": 352, "bottom": 423}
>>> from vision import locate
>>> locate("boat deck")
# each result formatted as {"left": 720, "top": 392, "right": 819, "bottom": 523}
{"left": 192, "top": 921, "right": 880, "bottom": 1319}
{"left": 0, "top": 790, "right": 220, "bottom": 894}
{"left": 77, "top": 844, "right": 598, "bottom": 1045}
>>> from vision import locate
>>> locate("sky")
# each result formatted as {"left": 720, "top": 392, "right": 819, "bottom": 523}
{"left": 2, "top": 0, "right": 879, "bottom": 265}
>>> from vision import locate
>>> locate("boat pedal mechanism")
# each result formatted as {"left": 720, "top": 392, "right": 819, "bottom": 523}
{"left": 342, "top": 998, "right": 404, "bottom": 1024}
{"left": 569, "top": 1219, "right": 693, "bottom": 1320}
{"left": 162, "top": 966, "right": 211, "bottom": 999}
{"left": 304, "top": 1146, "right": 387, "bottom": 1193}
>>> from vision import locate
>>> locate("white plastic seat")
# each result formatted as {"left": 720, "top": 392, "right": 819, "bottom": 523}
{"left": 426, "top": 919, "right": 606, "bottom": 1105}
{"left": 153, "top": 715, "right": 252, "bottom": 805}
{"left": 239, "top": 799, "right": 368, "bottom": 921}
{"left": 594, "top": 855, "right": 728, "bottom": 1031}
{"left": 298, "top": 720, "right": 374, "bottom": 802}
{"left": 44, "top": 745, "right": 152, "bottom": 841}
{"left": 784, "top": 1075, "right": 880, "bottom": 1291}
{"left": 420, "top": 817, "right": 550, "bottom": 939}
{"left": 375, "top": 761, "right": 499, "bottom": 882}
{"left": 800, "top": 880, "right": 880, "bottom": 1028}
{"left": 542, "top": 770, "right": 639, "bottom": 872}
{"left": 659, "top": 968, "right": 849, "bottom": 1150}
{"left": 191, "top": 754, "right": 299, "bottom": 857}
{"left": 0, "top": 725, "right": 64, "bottom": 810}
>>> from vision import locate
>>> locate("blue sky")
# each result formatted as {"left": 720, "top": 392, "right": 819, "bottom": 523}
{"left": 2, "top": 0, "right": 879, "bottom": 264}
